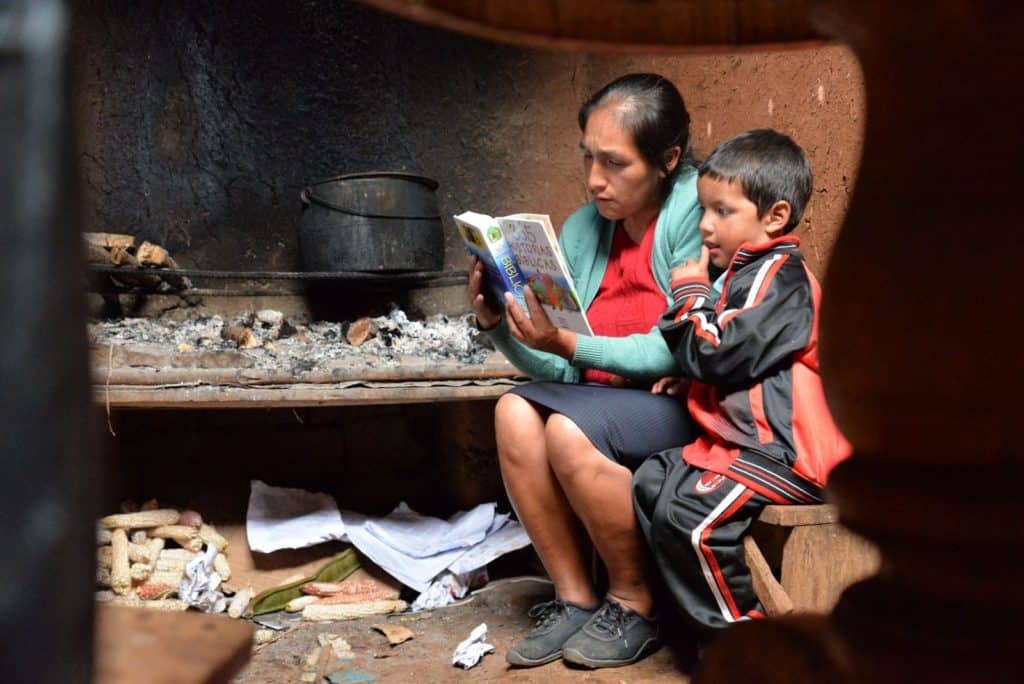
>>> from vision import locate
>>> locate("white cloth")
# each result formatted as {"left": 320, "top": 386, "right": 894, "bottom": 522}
{"left": 246, "top": 479, "right": 347, "bottom": 553}
{"left": 244, "top": 482, "right": 531, "bottom": 593}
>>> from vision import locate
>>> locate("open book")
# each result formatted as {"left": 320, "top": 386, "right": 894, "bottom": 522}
{"left": 454, "top": 211, "right": 593, "bottom": 336}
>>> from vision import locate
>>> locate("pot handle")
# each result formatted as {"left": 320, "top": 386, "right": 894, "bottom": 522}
{"left": 298, "top": 186, "right": 441, "bottom": 220}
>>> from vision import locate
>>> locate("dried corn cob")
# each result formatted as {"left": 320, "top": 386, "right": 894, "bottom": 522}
{"left": 110, "top": 529, "right": 131, "bottom": 596}
{"left": 301, "top": 599, "right": 407, "bottom": 622}
{"left": 130, "top": 530, "right": 148, "bottom": 544}
{"left": 136, "top": 581, "right": 174, "bottom": 600}
{"left": 108, "top": 597, "right": 188, "bottom": 611}
{"left": 198, "top": 524, "right": 228, "bottom": 552}
{"left": 285, "top": 595, "right": 318, "bottom": 612}
{"left": 96, "top": 525, "right": 112, "bottom": 545}
{"left": 100, "top": 509, "right": 179, "bottom": 530}
{"left": 96, "top": 566, "right": 112, "bottom": 588}
{"left": 228, "top": 586, "right": 254, "bottom": 619}
{"left": 130, "top": 562, "right": 153, "bottom": 583}
{"left": 147, "top": 570, "right": 185, "bottom": 588}
{"left": 149, "top": 525, "right": 202, "bottom": 552}
{"left": 213, "top": 553, "right": 231, "bottom": 582}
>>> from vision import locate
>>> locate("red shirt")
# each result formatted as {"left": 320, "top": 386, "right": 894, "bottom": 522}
{"left": 582, "top": 215, "right": 666, "bottom": 386}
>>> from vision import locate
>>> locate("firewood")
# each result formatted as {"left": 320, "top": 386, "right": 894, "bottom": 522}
{"left": 345, "top": 317, "right": 376, "bottom": 346}
{"left": 83, "top": 232, "right": 135, "bottom": 250}
{"left": 136, "top": 241, "right": 168, "bottom": 266}
{"left": 221, "top": 324, "right": 260, "bottom": 350}
{"left": 109, "top": 246, "right": 139, "bottom": 267}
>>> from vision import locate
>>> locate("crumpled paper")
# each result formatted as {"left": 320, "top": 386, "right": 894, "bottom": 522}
{"left": 452, "top": 622, "right": 494, "bottom": 669}
{"left": 178, "top": 544, "right": 226, "bottom": 613}
{"left": 410, "top": 568, "right": 488, "bottom": 612}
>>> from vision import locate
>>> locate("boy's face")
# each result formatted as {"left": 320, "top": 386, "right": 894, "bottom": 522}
{"left": 697, "top": 175, "right": 777, "bottom": 269}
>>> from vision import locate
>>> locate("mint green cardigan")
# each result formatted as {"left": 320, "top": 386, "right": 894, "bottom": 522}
{"left": 485, "top": 166, "right": 704, "bottom": 383}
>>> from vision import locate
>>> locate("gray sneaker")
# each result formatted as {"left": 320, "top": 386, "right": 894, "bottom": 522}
{"left": 506, "top": 599, "right": 597, "bottom": 667}
{"left": 561, "top": 598, "right": 660, "bottom": 668}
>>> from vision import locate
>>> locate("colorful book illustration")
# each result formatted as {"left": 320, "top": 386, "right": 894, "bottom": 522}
{"left": 454, "top": 211, "right": 593, "bottom": 336}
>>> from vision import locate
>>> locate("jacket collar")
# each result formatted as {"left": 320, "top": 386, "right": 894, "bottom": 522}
{"left": 727, "top": 236, "right": 801, "bottom": 274}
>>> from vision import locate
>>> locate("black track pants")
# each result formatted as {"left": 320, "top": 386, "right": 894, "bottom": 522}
{"left": 634, "top": 448, "right": 772, "bottom": 632}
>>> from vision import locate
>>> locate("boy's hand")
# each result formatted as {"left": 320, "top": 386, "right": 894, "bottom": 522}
{"left": 651, "top": 376, "right": 690, "bottom": 396}
{"left": 505, "top": 286, "right": 577, "bottom": 359}
{"left": 671, "top": 245, "right": 710, "bottom": 282}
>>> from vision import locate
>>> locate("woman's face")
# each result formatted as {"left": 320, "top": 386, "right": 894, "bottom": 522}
{"left": 581, "top": 106, "right": 665, "bottom": 222}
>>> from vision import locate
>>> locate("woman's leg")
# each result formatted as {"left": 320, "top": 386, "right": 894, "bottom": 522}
{"left": 495, "top": 393, "right": 598, "bottom": 607}
{"left": 544, "top": 413, "right": 654, "bottom": 616}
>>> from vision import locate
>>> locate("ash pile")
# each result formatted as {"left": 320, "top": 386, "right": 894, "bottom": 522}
{"left": 89, "top": 305, "right": 492, "bottom": 369}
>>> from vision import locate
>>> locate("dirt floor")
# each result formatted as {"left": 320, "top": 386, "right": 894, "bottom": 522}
{"left": 233, "top": 576, "right": 697, "bottom": 683}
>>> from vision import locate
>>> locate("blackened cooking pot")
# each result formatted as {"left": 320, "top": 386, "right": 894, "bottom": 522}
{"left": 298, "top": 172, "right": 444, "bottom": 272}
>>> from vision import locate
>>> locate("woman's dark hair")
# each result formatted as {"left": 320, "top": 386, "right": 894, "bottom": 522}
{"left": 578, "top": 73, "right": 694, "bottom": 193}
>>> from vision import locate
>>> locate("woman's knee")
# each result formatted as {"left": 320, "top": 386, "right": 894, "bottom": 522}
{"left": 495, "top": 393, "right": 546, "bottom": 467}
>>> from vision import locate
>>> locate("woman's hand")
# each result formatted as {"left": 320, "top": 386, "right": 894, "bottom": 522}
{"left": 670, "top": 245, "right": 710, "bottom": 282}
{"left": 468, "top": 256, "right": 502, "bottom": 330}
{"left": 505, "top": 286, "right": 577, "bottom": 359}
{"left": 651, "top": 376, "right": 690, "bottom": 396}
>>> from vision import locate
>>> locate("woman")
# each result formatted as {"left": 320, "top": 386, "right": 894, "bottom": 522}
{"left": 469, "top": 73, "right": 702, "bottom": 669}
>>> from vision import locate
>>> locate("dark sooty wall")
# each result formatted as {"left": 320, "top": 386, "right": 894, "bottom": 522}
{"left": 73, "top": 0, "right": 863, "bottom": 294}
{"left": 72, "top": 0, "right": 589, "bottom": 281}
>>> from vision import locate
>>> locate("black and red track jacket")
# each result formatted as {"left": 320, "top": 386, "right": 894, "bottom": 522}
{"left": 658, "top": 236, "right": 851, "bottom": 504}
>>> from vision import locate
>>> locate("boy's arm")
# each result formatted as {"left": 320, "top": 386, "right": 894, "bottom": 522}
{"left": 659, "top": 256, "right": 814, "bottom": 389}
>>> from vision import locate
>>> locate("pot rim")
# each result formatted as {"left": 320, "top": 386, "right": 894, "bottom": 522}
{"left": 306, "top": 170, "right": 439, "bottom": 191}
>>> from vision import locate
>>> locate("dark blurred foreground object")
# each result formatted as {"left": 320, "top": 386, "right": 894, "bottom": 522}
{"left": 0, "top": 0, "right": 97, "bottom": 681}
{"left": 357, "top": 1, "right": 1024, "bottom": 682}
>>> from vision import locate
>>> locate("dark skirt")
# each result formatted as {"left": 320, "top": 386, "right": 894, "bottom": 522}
{"left": 508, "top": 381, "right": 698, "bottom": 472}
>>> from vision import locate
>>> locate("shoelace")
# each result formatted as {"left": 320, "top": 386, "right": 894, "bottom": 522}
{"left": 526, "top": 599, "right": 568, "bottom": 634}
{"left": 590, "top": 600, "right": 627, "bottom": 637}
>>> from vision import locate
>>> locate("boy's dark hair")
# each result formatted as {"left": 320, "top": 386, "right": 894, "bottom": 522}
{"left": 578, "top": 73, "right": 694, "bottom": 193}
{"left": 699, "top": 129, "right": 812, "bottom": 233}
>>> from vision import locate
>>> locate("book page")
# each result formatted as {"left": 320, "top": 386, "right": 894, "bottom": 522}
{"left": 497, "top": 215, "right": 593, "bottom": 336}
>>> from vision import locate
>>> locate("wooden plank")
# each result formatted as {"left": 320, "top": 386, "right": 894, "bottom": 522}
{"left": 94, "top": 382, "right": 517, "bottom": 408}
{"left": 94, "top": 604, "right": 252, "bottom": 684}
{"left": 743, "top": 536, "right": 794, "bottom": 616}
{"left": 758, "top": 504, "right": 838, "bottom": 527}
{"left": 779, "top": 523, "right": 881, "bottom": 613}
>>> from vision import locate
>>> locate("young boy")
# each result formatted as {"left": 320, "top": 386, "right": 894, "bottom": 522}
{"left": 633, "top": 129, "right": 851, "bottom": 631}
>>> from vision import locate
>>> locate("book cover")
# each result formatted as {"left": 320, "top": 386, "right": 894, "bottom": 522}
{"left": 453, "top": 211, "right": 529, "bottom": 313}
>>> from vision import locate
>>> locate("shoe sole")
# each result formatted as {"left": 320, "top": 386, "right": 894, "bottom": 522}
{"left": 562, "top": 638, "right": 660, "bottom": 669}
{"left": 505, "top": 650, "right": 563, "bottom": 668}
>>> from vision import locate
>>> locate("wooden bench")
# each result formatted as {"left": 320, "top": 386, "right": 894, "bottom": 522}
{"left": 745, "top": 504, "right": 880, "bottom": 615}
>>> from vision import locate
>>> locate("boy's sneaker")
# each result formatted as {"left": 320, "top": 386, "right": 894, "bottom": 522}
{"left": 561, "top": 598, "right": 661, "bottom": 668}
{"left": 506, "top": 599, "right": 597, "bottom": 667}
